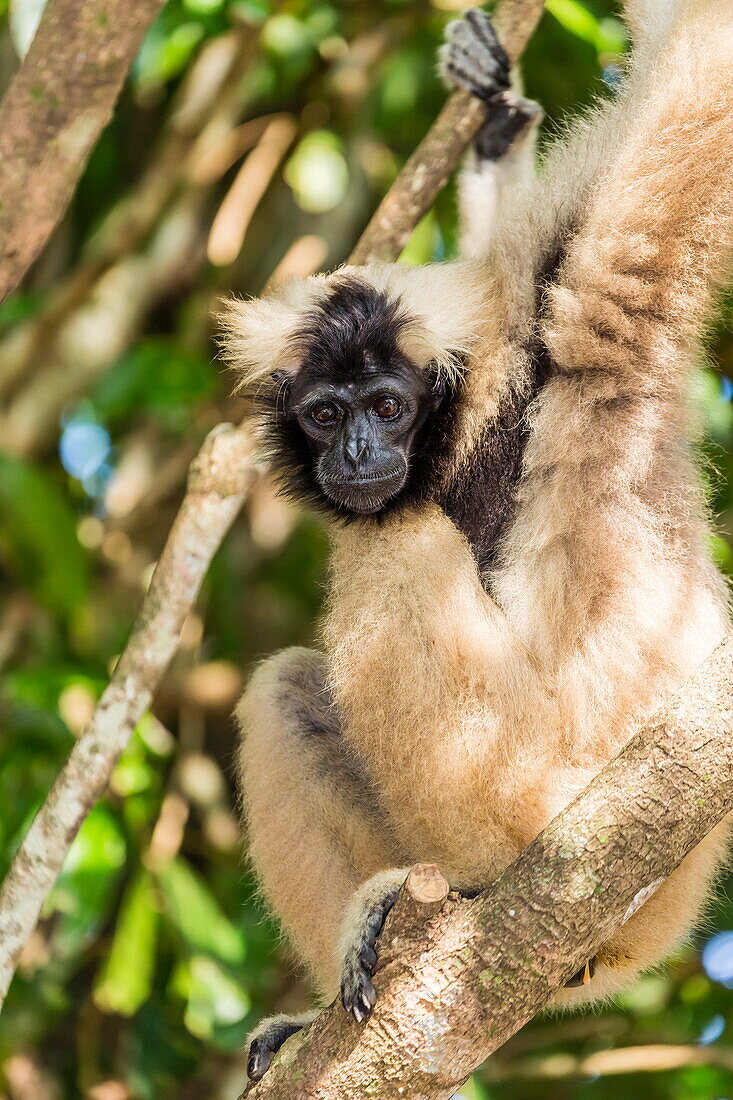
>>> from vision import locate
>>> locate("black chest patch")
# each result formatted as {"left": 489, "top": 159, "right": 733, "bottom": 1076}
{"left": 436, "top": 339, "right": 552, "bottom": 579}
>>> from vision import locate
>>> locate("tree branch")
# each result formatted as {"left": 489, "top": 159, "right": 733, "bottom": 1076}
{"left": 0, "top": 0, "right": 543, "bottom": 1011}
{"left": 235, "top": 636, "right": 733, "bottom": 1099}
{"left": 349, "top": 0, "right": 546, "bottom": 264}
{"left": 0, "top": 0, "right": 166, "bottom": 302}
{"left": 483, "top": 1042, "right": 733, "bottom": 1082}
{"left": 0, "top": 426, "right": 259, "bottom": 1002}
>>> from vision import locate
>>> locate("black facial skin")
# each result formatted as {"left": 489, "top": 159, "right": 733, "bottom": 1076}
{"left": 255, "top": 276, "right": 459, "bottom": 521}
{"left": 289, "top": 356, "right": 441, "bottom": 514}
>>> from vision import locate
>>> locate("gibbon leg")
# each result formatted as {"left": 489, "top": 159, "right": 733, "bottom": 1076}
{"left": 236, "top": 647, "right": 402, "bottom": 1077}
{"left": 438, "top": 8, "right": 541, "bottom": 259}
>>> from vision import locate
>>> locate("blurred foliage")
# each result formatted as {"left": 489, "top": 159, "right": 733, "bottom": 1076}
{"left": 0, "top": 0, "right": 732, "bottom": 1097}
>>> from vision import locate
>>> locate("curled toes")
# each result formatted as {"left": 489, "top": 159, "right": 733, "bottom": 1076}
{"left": 340, "top": 885, "right": 400, "bottom": 1024}
{"left": 246, "top": 1017, "right": 306, "bottom": 1082}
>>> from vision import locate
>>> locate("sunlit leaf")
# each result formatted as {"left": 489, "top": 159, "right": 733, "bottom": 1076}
{"left": 262, "top": 13, "right": 313, "bottom": 57}
{"left": 172, "top": 955, "right": 250, "bottom": 1039}
{"left": 545, "top": 0, "right": 625, "bottom": 55}
{"left": 135, "top": 18, "right": 206, "bottom": 92}
{"left": 157, "top": 857, "right": 246, "bottom": 964}
{"left": 94, "top": 869, "right": 159, "bottom": 1016}
{"left": 284, "top": 131, "right": 349, "bottom": 214}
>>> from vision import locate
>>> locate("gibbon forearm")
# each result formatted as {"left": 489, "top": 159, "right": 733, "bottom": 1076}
{"left": 457, "top": 120, "right": 538, "bottom": 260}
{"left": 546, "top": 0, "right": 733, "bottom": 387}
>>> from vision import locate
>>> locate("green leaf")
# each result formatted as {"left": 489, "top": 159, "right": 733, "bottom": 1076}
{"left": 171, "top": 956, "right": 250, "bottom": 1041}
{"left": 157, "top": 857, "right": 245, "bottom": 965}
{"left": 50, "top": 806, "right": 127, "bottom": 957}
{"left": 0, "top": 455, "right": 89, "bottom": 618}
{"left": 546, "top": 0, "right": 625, "bottom": 54}
{"left": 94, "top": 868, "right": 159, "bottom": 1016}
{"left": 92, "top": 339, "right": 216, "bottom": 433}
{"left": 284, "top": 131, "right": 349, "bottom": 214}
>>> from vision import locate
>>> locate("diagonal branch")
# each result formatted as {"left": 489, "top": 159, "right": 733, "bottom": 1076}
{"left": 350, "top": 0, "right": 546, "bottom": 263}
{"left": 0, "top": 0, "right": 166, "bottom": 302}
{"left": 0, "top": 426, "right": 259, "bottom": 1003}
{"left": 237, "top": 636, "right": 733, "bottom": 1099}
{"left": 0, "top": 0, "right": 543, "bottom": 1011}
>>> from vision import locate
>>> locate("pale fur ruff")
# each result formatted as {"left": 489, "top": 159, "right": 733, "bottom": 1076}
{"left": 235, "top": 0, "right": 733, "bottom": 1018}
{"left": 219, "top": 261, "right": 487, "bottom": 390}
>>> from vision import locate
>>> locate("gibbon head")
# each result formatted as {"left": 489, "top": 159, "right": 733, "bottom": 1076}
{"left": 220, "top": 262, "right": 485, "bottom": 517}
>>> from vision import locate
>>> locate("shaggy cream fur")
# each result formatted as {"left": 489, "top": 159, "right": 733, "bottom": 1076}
{"left": 234, "top": 0, "right": 733, "bottom": 1018}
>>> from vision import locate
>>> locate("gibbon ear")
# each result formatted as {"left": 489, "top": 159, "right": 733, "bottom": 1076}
{"left": 218, "top": 276, "right": 328, "bottom": 391}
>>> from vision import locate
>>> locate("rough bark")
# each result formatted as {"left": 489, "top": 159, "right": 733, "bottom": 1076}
{"left": 349, "top": 0, "right": 547, "bottom": 264}
{"left": 236, "top": 637, "right": 733, "bottom": 1099}
{"left": 0, "top": 0, "right": 166, "bottom": 302}
{"left": 0, "top": 0, "right": 545, "bottom": 1012}
{"left": 0, "top": 426, "right": 259, "bottom": 1003}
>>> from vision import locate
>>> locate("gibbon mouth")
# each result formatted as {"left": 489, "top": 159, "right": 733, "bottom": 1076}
{"left": 320, "top": 471, "right": 406, "bottom": 513}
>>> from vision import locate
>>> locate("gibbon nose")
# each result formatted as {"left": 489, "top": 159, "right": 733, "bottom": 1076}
{"left": 344, "top": 437, "right": 369, "bottom": 473}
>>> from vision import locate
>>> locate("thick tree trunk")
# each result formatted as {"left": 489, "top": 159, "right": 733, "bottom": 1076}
{"left": 0, "top": 0, "right": 165, "bottom": 301}
{"left": 237, "top": 637, "right": 733, "bottom": 1099}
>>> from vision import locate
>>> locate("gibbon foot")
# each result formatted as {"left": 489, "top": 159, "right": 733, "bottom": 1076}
{"left": 564, "top": 957, "right": 597, "bottom": 988}
{"left": 340, "top": 882, "right": 401, "bottom": 1023}
{"left": 439, "top": 8, "right": 542, "bottom": 161}
{"left": 246, "top": 1012, "right": 316, "bottom": 1082}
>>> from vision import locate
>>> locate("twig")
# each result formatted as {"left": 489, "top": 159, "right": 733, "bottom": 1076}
{"left": 0, "top": 0, "right": 166, "bottom": 302}
{"left": 0, "top": 0, "right": 544, "bottom": 1011}
{"left": 235, "top": 637, "right": 733, "bottom": 1099}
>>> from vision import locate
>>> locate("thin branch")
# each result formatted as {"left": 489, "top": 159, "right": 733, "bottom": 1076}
{"left": 0, "top": 0, "right": 543, "bottom": 1011}
{"left": 0, "top": 426, "right": 259, "bottom": 1003}
{"left": 235, "top": 636, "right": 733, "bottom": 1099}
{"left": 0, "top": 0, "right": 166, "bottom": 302}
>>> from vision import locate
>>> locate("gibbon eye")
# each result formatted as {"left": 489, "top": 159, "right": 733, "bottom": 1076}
{"left": 311, "top": 402, "right": 340, "bottom": 426}
{"left": 373, "top": 395, "right": 401, "bottom": 420}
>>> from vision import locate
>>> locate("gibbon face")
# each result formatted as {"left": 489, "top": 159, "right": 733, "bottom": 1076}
{"left": 220, "top": 262, "right": 488, "bottom": 519}
{"left": 287, "top": 353, "right": 442, "bottom": 514}
{"left": 268, "top": 278, "right": 449, "bottom": 517}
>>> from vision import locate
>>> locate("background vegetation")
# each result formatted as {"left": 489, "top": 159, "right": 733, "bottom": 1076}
{"left": 0, "top": 0, "right": 732, "bottom": 1097}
